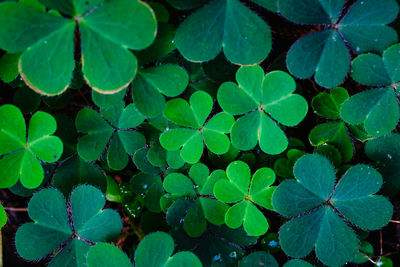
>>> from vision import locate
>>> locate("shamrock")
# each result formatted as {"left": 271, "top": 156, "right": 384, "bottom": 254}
{"left": 272, "top": 154, "right": 393, "bottom": 266}
{"left": 0, "top": 104, "right": 63, "bottom": 189}
{"left": 218, "top": 65, "right": 308, "bottom": 155}
{"left": 214, "top": 161, "right": 276, "bottom": 236}
{"left": 162, "top": 163, "right": 229, "bottom": 237}
{"left": 0, "top": 0, "right": 157, "bottom": 95}
{"left": 75, "top": 101, "right": 145, "bottom": 170}
{"left": 280, "top": 0, "right": 399, "bottom": 88}
{"left": 15, "top": 185, "right": 122, "bottom": 265}
{"left": 160, "top": 90, "right": 234, "bottom": 164}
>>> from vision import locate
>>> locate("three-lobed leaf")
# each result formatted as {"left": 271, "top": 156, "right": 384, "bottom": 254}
{"left": 0, "top": 104, "right": 63, "bottom": 189}
{"left": 218, "top": 66, "right": 308, "bottom": 155}
{"left": 272, "top": 153, "right": 393, "bottom": 266}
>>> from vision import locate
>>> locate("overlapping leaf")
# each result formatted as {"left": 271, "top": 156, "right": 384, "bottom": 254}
{"left": 15, "top": 185, "right": 122, "bottom": 265}
{"left": 0, "top": 0, "right": 157, "bottom": 95}
{"left": 132, "top": 65, "right": 189, "bottom": 117}
{"left": 340, "top": 43, "right": 400, "bottom": 136}
{"left": 280, "top": 0, "right": 399, "bottom": 88}
{"left": 218, "top": 66, "right": 308, "bottom": 155}
{"left": 162, "top": 163, "right": 229, "bottom": 237}
{"left": 160, "top": 90, "right": 234, "bottom": 164}
{"left": 214, "top": 161, "right": 276, "bottom": 236}
{"left": 365, "top": 133, "right": 400, "bottom": 196}
{"left": 0, "top": 104, "right": 63, "bottom": 189}
{"left": 134, "top": 231, "right": 202, "bottom": 267}
{"left": 76, "top": 102, "right": 145, "bottom": 170}
{"left": 174, "top": 0, "right": 272, "bottom": 65}
{"left": 272, "top": 154, "right": 393, "bottom": 266}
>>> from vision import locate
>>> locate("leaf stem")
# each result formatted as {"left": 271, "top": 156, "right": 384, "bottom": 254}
{"left": 3, "top": 207, "right": 27, "bottom": 212}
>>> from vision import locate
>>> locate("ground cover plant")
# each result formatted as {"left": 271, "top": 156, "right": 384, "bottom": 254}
{"left": 0, "top": 0, "right": 399, "bottom": 266}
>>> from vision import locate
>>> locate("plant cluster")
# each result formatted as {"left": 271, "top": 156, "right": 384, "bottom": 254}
{"left": 0, "top": 0, "right": 399, "bottom": 266}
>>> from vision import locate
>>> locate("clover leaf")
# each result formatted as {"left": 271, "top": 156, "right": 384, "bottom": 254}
{"left": 87, "top": 243, "right": 132, "bottom": 267}
{"left": 309, "top": 121, "right": 354, "bottom": 163}
{"left": 214, "top": 161, "right": 276, "bottom": 236}
{"left": 365, "top": 133, "right": 400, "bottom": 196}
{"left": 310, "top": 88, "right": 355, "bottom": 164}
{"left": 0, "top": 202, "right": 6, "bottom": 228}
{"left": 15, "top": 185, "right": 122, "bottom": 265}
{"left": 311, "top": 87, "right": 349, "bottom": 120}
{"left": 0, "top": 0, "right": 157, "bottom": 95}
{"left": 280, "top": 0, "right": 399, "bottom": 88}
{"left": 0, "top": 104, "right": 63, "bottom": 189}
{"left": 160, "top": 90, "right": 234, "bottom": 164}
{"left": 132, "top": 65, "right": 189, "bottom": 117}
{"left": 174, "top": 0, "right": 272, "bottom": 65}
{"left": 52, "top": 155, "right": 107, "bottom": 197}
{"left": 162, "top": 163, "right": 229, "bottom": 237}
{"left": 272, "top": 154, "right": 393, "bottom": 266}
{"left": 75, "top": 102, "right": 146, "bottom": 170}
{"left": 340, "top": 43, "right": 400, "bottom": 136}
{"left": 134, "top": 231, "right": 202, "bottom": 267}
{"left": 218, "top": 65, "right": 308, "bottom": 155}
{"left": 238, "top": 251, "right": 278, "bottom": 267}
{"left": 131, "top": 172, "right": 165, "bottom": 213}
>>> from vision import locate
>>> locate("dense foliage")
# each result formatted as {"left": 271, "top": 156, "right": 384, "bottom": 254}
{"left": 0, "top": 0, "right": 399, "bottom": 266}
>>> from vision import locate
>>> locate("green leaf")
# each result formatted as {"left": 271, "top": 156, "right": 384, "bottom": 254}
{"left": 309, "top": 121, "right": 354, "bottom": 163}
{"left": 351, "top": 43, "right": 400, "bottom": 86}
{"left": 214, "top": 161, "right": 274, "bottom": 236}
{"left": 0, "top": 2, "right": 70, "bottom": 52}
{"left": 331, "top": 165, "right": 393, "bottom": 230}
{"left": 161, "top": 91, "right": 232, "bottom": 163}
{"left": 76, "top": 108, "right": 114, "bottom": 161}
{"left": 0, "top": 0, "right": 157, "bottom": 94}
{"left": 19, "top": 22, "right": 75, "bottom": 95}
{"left": 280, "top": 0, "right": 399, "bottom": 88}
{"left": 0, "top": 52, "right": 20, "bottom": 82}
{"left": 71, "top": 185, "right": 122, "bottom": 242}
{"left": 175, "top": 0, "right": 272, "bottom": 65}
{"left": 87, "top": 243, "right": 132, "bottom": 267}
{"left": 15, "top": 188, "right": 72, "bottom": 260}
{"left": 163, "top": 173, "right": 197, "bottom": 198}
{"left": 15, "top": 185, "right": 122, "bottom": 263}
{"left": 92, "top": 88, "right": 127, "bottom": 108}
{"left": 339, "top": 0, "right": 399, "bottom": 53}
{"left": 340, "top": 87, "right": 399, "bottom": 136}
{"left": 132, "top": 65, "right": 189, "bottom": 117}
{"left": 278, "top": 0, "right": 344, "bottom": 24}
{"left": 0, "top": 202, "right": 6, "bottom": 228}
{"left": 0, "top": 105, "right": 63, "bottom": 189}
{"left": 134, "top": 231, "right": 202, "bottom": 267}
{"left": 218, "top": 66, "right": 307, "bottom": 154}
{"left": 283, "top": 259, "right": 313, "bottom": 267}
{"left": 49, "top": 239, "right": 91, "bottom": 267}
{"left": 166, "top": 0, "right": 208, "bottom": 10}
{"left": 238, "top": 251, "right": 278, "bottom": 267}
{"left": 52, "top": 155, "right": 107, "bottom": 197}
{"left": 293, "top": 153, "right": 335, "bottom": 200}
{"left": 273, "top": 153, "right": 393, "bottom": 266}
{"left": 252, "top": 0, "right": 277, "bottom": 12}
{"left": 311, "top": 87, "right": 349, "bottom": 119}
{"left": 286, "top": 30, "right": 350, "bottom": 88}
{"left": 365, "top": 133, "right": 400, "bottom": 196}
{"left": 79, "top": 22, "right": 137, "bottom": 94}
